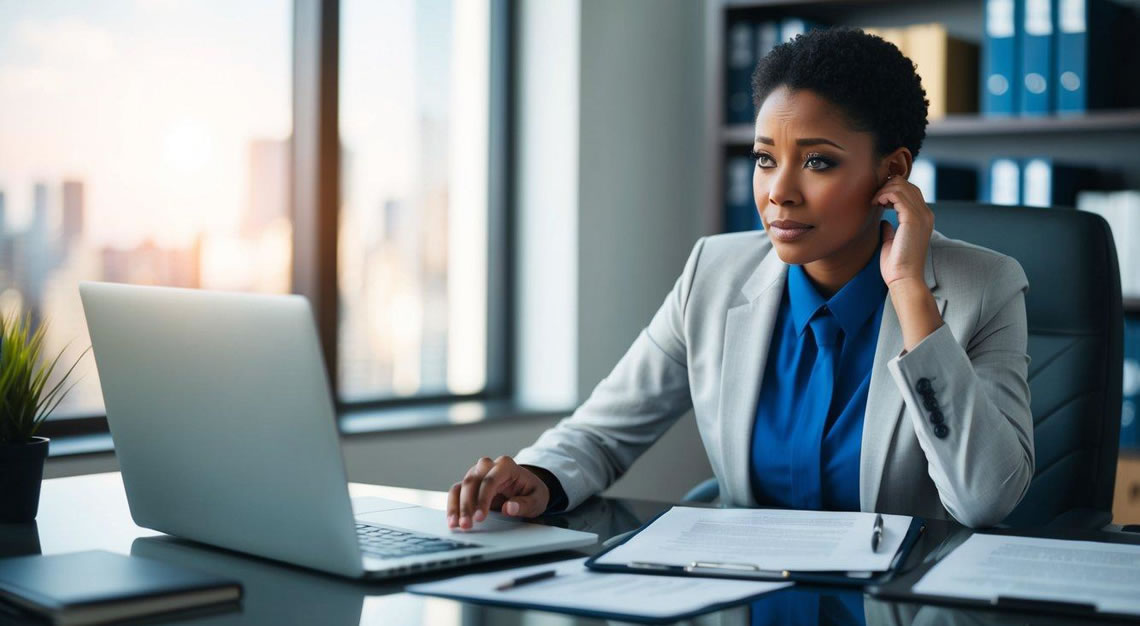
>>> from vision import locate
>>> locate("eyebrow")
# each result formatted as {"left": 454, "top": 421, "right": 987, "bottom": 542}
{"left": 755, "top": 136, "right": 846, "bottom": 151}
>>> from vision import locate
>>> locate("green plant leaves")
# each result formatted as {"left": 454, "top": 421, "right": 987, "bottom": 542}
{"left": 0, "top": 314, "right": 89, "bottom": 444}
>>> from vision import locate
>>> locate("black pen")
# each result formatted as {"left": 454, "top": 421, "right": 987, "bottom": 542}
{"left": 871, "top": 513, "right": 884, "bottom": 552}
{"left": 495, "top": 569, "right": 558, "bottom": 591}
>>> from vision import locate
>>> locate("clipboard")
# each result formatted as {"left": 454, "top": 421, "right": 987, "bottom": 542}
{"left": 867, "top": 528, "right": 1140, "bottom": 622}
{"left": 866, "top": 555, "right": 1120, "bottom": 621}
{"left": 406, "top": 557, "right": 792, "bottom": 625}
{"left": 584, "top": 509, "right": 927, "bottom": 588}
{"left": 407, "top": 584, "right": 781, "bottom": 625}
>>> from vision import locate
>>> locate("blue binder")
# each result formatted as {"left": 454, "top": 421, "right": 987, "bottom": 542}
{"left": 1019, "top": 0, "right": 1055, "bottom": 115}
{"left": 910, "top": 159, "right": 979, "bottom": 202}
{"left": 1056, "top": 0, "right": 1097, "bottom": 112}
{"left": 779, "top": 18, "right": 820, "bottom": 43}
{"left": 1123, "top": 315, "right": 1140, "bottom": 450}
{"left": 1056, "top": 0, "right": 1139, "bottom": 112}
{"left": 982, "top": 0, "right": 1022, "bottom": 115}
{"left": 724, "top": 155, "right": 760, "bottom": 233}
{"left": 983, "top": 158, "right": 1022, "bottom": 205}
{"left": 1020, "top": 157, "right": 1100, "bottom": 208}
{"left": 726, "top": 20, "right": 755, "bottom": 125}
{"left": 756, "top": 20, "right": 780, "bottom": 62}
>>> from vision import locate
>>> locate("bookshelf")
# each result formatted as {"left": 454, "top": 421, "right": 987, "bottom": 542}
{"left": 703, "top": 0, "right": 1140, "bottom": 507}
{"left": 703, "top": 0, "right": 1140, "bottom": 310}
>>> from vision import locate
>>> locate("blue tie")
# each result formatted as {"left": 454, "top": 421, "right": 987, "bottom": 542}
{"left": 790, "top": 307, "right": 843, "bottom": 509}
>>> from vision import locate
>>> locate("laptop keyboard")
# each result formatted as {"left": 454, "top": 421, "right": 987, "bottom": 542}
{"left": 356, "top": 523, "right": 480, "bottom": 560}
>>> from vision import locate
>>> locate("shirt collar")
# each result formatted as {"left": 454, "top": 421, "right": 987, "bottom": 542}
{"left": 787, "top": 243, "right": 887, "bottom": 339}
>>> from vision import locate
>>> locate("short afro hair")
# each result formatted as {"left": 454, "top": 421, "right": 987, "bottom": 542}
{"left": 751, "top": 27, "right": 929, "bottom": 162}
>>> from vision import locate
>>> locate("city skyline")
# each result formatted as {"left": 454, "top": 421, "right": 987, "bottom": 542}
{"left": 0, "top": 1, "right": 293, "bottom": 250}
{"left": 0, "top": 129, "right": 455, "bottom": 414}
{"left": 0, "top": 0, "right": 489, "bottom": 415}
{"left": 0, "top": 135, "right": 291, "bottom": 415}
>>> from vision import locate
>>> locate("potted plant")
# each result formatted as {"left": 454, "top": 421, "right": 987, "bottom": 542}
{"left": 0, "top": 314, "right": 86, "bottom": 523}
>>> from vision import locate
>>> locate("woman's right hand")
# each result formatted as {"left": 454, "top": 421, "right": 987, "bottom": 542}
{"left": 446, "top": 455, "right": 551, "bottom": 530}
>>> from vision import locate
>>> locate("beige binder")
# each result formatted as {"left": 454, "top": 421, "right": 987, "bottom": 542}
{"left": 903, "top": 23, "right": 979, "bottom": 119}
{"left": 862, "top": 23, "right": 979, "bottom": 120}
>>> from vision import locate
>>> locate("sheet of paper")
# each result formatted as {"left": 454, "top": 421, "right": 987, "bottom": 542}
{"left": 912, "top": 533, "right": 1140, "bottom": 617}
{"left": 407, "top": 557, "right": 790, "bottom": 620}
{"left": 594, "top": 506, "right": 912, "bottom": 572}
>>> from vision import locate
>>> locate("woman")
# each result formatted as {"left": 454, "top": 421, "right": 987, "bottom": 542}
{"left": 446, "top": 27, "right": 1033, "bottom": 530}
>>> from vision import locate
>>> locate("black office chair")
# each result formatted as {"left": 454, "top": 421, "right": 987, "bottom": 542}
{"left": 684, "top": 202, "right": 1124, "bottom": 529}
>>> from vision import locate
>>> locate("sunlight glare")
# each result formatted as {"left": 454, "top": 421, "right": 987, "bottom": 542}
{"left": 161, "top": 119, "right": 213, "bottom": 174}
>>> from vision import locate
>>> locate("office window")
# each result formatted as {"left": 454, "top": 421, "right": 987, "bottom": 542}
{"left": 0, "top": 1, "right": 293, "bottom": 417}
{"left": 338, "top": 0, "right": 491, "bottom": 402}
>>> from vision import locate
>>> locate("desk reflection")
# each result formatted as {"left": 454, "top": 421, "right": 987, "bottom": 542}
{"left": 534, "top": 494, "right": 651, "bottom": 547}
{"left": 124, "top": 495, "right": 650, "bottom": 626}
{"left": 0, "top": 522, "right": 40, "bottom": 558}
{"left": 111, "top": 494, "right": 1110, "bottom": 626}
{"left": 132, "top": 536, "right": 371, "bottom": 625}
{"left": 19, "top": 474, "right": 1127, "bottom": 626}
{"left": 127, "top": 536, "right": 1106, "bottom": 626}
{"left": 748, "top": 588, "right": 865, "bottom": 626}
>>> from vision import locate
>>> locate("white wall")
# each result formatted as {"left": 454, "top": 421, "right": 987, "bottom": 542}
{"left": 47, "top": 0, "right": 713, "bottom": 504}
{"left": 577, "top": 0, "right": 707, "bottom": 396}
{"left": 572, "top": 0, "right": 712, "bottom": 499}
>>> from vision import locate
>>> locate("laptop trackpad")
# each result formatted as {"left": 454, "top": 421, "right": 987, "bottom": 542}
{"left": 358, "top": 505, "right": 532, "bottom": 543}
{"left": 351, "top": 496, "right": 420, "bottom": 515}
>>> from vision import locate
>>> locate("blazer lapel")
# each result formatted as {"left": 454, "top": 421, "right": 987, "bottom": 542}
{"left": 860, "top": 241, "right": 947, "bottom": 512}
{"left": 718, "top": 249, "right": 787, "bottom": 507}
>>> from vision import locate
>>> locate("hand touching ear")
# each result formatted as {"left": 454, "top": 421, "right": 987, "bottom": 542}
{"left": 875, "top": 175, "right": 944, "bottom": 352}
{"left": 875, "top": 175, "right": 934, "bottom": 288}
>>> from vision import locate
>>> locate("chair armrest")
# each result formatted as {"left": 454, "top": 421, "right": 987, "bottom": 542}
{"left": 682, "top": 477, "right": 720, "bottom": 503}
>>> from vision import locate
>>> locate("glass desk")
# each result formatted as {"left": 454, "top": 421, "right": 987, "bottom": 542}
{"left": 0, "top": 473, "right": 1130, "bottom": 625}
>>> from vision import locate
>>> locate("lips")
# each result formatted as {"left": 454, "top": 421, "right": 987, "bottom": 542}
{"left": 769, "top": 219, "right": 812, "bottom": 229}
{"left": 767, "top": 219, "right": 814, "bottom": 242}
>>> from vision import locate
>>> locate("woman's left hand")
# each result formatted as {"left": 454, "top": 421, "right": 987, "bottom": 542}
{"left": 876, "top": 175, "right": 934, "bottom": 288}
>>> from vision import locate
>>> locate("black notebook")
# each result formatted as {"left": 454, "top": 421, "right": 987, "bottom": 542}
{"left": 0, "top": 550, "right": 241, "bottom": 625}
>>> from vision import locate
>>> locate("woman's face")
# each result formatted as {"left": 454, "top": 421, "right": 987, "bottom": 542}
{"left": 752, "top": 86, "right": 888, "bottom": 267}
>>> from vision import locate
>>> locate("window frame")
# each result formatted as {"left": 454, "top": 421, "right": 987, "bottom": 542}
{"left": 37, "top": 0, "right": 514, "bottom": 440}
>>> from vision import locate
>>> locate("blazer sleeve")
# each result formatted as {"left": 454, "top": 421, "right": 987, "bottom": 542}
{"left": 512, "top": 238, "right": 706, "bottom": 511}
{"left": 886, "top": 254, "right": 1034, "bottom": 528}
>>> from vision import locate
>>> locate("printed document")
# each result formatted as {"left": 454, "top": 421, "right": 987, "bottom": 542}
{"left": 407, "top": 557, "right": 790, "bottom": 619}
{"left": 594, "top": 506, "right": 912, "bottom": 572}
{"left": 912, "top": 533, "right": 1140, "bottom": 616}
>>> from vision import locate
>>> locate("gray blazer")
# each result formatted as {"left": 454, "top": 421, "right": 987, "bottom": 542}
{"left": 515, "top": 228, "right": 1035, "bottom": 528}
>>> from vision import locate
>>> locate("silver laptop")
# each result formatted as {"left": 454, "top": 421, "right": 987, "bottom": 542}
{"left": 79, "top": 281, "right": 596, "bottom": 579}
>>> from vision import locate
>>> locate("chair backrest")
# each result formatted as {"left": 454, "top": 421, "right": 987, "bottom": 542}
{"left": 930, "top": 202, "right": 1124, "bottom": 527}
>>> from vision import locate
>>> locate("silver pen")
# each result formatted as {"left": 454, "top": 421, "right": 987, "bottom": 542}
{"left": 871, "top": 513, "right": 884, "bottom": 552}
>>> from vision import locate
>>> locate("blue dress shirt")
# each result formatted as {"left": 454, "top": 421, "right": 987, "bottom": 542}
{"left": 749, "top": 246, "right": 887, "bottom": 511}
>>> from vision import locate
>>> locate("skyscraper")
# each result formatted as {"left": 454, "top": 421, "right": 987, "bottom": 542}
{"left": 32, "top": 182, "right": 48, "bottom": 233}
{"left": 61, "top": 180, "right": 85, "bottom": 247}
{"left": 26, "top": 182, "right": 52, "bottom": 328}
{"left": 246, "top": 138, "right": 289, "bottom": 236}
